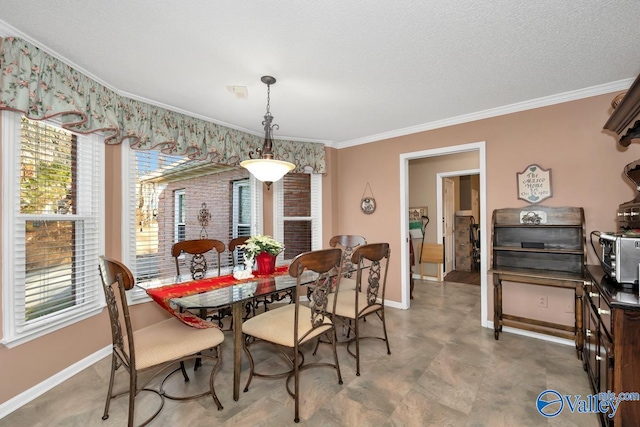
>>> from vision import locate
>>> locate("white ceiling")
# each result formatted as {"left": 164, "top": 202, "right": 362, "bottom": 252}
{"left": 1, "top": 1, "right": 640, "bottom": 148}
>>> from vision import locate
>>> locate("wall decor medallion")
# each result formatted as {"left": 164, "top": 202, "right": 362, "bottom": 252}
{"left": 516, "top": 164, "right": 552, "bottom": 204}
{"left": 360, "top": 182, "right": 376, "bottom": 214}
{"left": 361, "top": 197, "right": 376, "bottom": 214}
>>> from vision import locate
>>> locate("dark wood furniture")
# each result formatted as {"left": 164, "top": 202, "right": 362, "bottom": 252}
{"left": 583, "top": 265, "right": 640, "bottom": 426}
{"left": 171, "top": 238, "right": 225, "bottom": 279}
{"left": 604, "top": 72, "right": 640, "bottom": 147}
{"left": 491, "top": 206, "right": 586, "bottom": 357}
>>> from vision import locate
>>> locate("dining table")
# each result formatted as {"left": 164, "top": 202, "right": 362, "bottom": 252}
{"left": 136, "top": 266, "right": 319, "bottom": 401}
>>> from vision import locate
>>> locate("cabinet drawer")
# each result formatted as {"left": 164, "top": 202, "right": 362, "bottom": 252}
{"left": 586, "top": 288, "right": 613, "bottom": 338}
{"left": 598, "top": 333, "right": 614, "bottom": 426}
{"left": 583, "top": 306, "right": 599, "bottom": 390}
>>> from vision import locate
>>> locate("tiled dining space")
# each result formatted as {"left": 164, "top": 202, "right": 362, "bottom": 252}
{"left": 0, "top": 278, "right": 597, "bottom": 426}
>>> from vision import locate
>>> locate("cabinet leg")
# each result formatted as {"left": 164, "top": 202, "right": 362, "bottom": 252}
{"left": 575, "top": 284, "right": 584, "bottom": 360}
{"left": 493, "top": 274, "right": 502, "bottom": 340}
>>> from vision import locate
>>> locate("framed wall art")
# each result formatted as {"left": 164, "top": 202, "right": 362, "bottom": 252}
{"left": 517, "top": 164, "right": 552, "bottom": 204}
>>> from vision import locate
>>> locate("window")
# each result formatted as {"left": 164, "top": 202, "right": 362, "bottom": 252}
{"left": 123, "top": 147, "right": 259, "bottom": 300}
{"left": 175, "top": 189, "right": 186, "bottom": 242}
{"left": 1, "top": 112, "right": 105, "bottom": 348}
{"left": 274, "top": 172, "right": 322, "bottom": 261}
{"left": 232, "top": 179, "right": 251, "bottom": 238}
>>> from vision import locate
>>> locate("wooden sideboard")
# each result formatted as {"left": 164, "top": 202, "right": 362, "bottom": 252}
{"left": 491, "top": 206, "right": 586, "bottom": 357}
{"left": 583, "top": 265, "right": 640, "bottom": 426}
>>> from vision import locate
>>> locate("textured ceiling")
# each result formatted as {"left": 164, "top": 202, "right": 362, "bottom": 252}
{"left": 1, "top": 1, "right": 640, "bottom": 148}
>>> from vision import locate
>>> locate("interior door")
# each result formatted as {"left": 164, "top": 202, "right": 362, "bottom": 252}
{"left": 443, "top": 178, "right": 455, "bottom": 274}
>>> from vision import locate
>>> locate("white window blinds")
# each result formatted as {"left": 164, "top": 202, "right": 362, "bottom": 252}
{"left": 274, "top": 172, "right": 322, "bottom": 261}
{"left": 1, "top": 112, "right": 105, "bottom": 347}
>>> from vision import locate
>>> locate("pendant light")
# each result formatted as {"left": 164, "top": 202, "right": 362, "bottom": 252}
{"left": 240, "top": 76, "right": 295, "bottom": 189}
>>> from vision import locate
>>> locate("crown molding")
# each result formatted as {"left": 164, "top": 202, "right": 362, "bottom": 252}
{"left": 336, "top": 78, "right": 634, "bottom": 149}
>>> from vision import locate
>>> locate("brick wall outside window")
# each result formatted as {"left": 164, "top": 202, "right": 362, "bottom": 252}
{"left": 157, "top": 168, "right": 249, "bottom": 274}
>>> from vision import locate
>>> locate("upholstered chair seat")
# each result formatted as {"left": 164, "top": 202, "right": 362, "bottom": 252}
{"left": 242, "top": 304, "right": 333, "bottom": 348}
{"left": 327, "top": 291, "right": 380, "bottom": 320}
{"left": 125, "top": 318, "right": 224, "bottom": 370}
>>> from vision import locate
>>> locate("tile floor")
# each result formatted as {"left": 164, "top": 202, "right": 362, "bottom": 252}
{"left": 0, "top": 279, "right": 599, "bottom": 426}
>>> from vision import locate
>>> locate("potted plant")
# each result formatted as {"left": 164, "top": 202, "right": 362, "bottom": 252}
{"left": 240, "top": 235, "right": 285, "bottom": 275}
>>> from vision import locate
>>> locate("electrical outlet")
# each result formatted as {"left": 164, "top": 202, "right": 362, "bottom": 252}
{"left": 537, "top": 294, "right": 548, "bottom": 308}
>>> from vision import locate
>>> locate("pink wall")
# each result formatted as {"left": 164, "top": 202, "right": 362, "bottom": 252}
{"left": 3, "top": 91, "right": 640, "bottom": 407}
{"left": 335, "top": 93, "right": 640, "bottom": 312}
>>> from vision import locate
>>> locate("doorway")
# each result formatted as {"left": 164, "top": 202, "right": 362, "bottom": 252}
{"left": 437, "top": 170, "right": 481, "bottom": 278}
{"left": 399, "top": 141, "right": 488, "bottom": 328}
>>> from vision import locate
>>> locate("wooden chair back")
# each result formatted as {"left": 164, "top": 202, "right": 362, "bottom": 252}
{"left": 329, "top": 235, "right": 366, "bottom": 277}
{"left": 171, "top": 239, "right": 225, "bottom": 279}
{"left": 228, "top": 236, "right": 249, "bottom": 267}
{"left": 288, "top": 248, "right": 343, "bottom": 343}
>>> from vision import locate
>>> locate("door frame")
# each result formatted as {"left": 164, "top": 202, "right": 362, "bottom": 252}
{"left": 437, "top": 170, "right": 480, "bottom": 275}
{"left": 399, "top": 141, "right": 488, "bottom": 328}
{"left": 441, "top": 176, "right": 456, "bottom": 274}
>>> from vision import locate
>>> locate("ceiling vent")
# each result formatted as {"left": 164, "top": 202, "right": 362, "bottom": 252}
{"left": 226, "top": 85, "right": 248, "bottom": 99}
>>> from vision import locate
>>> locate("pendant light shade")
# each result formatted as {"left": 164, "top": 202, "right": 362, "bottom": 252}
{"left": 240, "top": 76, "right": 295, "bottom": 189}
{"left": 240, "top": 158, "right": 295, "bottom": 183}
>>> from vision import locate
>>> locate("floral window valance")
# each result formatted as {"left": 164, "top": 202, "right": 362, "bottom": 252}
{"left": 0, "top": 37, "right": 326, "bottom": 174}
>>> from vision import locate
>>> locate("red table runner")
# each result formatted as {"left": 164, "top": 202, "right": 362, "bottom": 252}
{"left": 146, "top": 266, "right": 290, "bottom": 329}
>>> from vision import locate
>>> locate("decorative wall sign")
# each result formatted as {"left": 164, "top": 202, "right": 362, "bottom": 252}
{"left": 361, "top": 182, "right": 377, "bottom": 214}
{"left": 517, "top": 164, "right": 552, "bottom": 204}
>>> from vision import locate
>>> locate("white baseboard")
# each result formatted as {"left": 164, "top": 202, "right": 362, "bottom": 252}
{"left": 385, "top": 299, "right": 403, "bottom": 309}
{"left": 485, "top": 321, "right": 575, "bottom": 347}
{"left": 0, "top": 345, "right": 111, "bottom": 420}
{"left": 412, "top": 273, "right": 439, "bottom": 282}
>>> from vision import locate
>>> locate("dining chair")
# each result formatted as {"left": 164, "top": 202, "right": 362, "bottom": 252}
{"left": 329, "top": 234, "right": 366, "bottom": 291}
{"left": 98, "top": 256, "right": 224, "bottom": 427}
{"left": 327, "top": 242, "right": 391, "bottom": 376}
{"left": 242, "top": 248, "right": 344, "bottom": 423}
{"left": 171, "top": 238, "right": 226, "bottom": 279}
{"left": 228, "top": 236, "right": 249, "bottom": 267}
{"left": 172, "top": 239, "right": 230, "bottom": 327}
{"left": 229, "top": 235, "right": 282, "bottom": 316}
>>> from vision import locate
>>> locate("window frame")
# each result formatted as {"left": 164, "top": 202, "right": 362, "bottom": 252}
{"left": 174, "top": 189, "right": 186, "bottom": 243}
{"left": 232, "top": 179, "right": 251, "bottom": 239}
{"left": 273, "top": 171, "right": 322, "bottom": 262}
{"left": 1, "top": 111, "right": 106, "bottom": 348}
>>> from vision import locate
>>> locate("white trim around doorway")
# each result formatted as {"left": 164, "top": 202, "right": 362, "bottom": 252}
{"left": 399, "top": 141, "right": 488, "bottom": 328}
